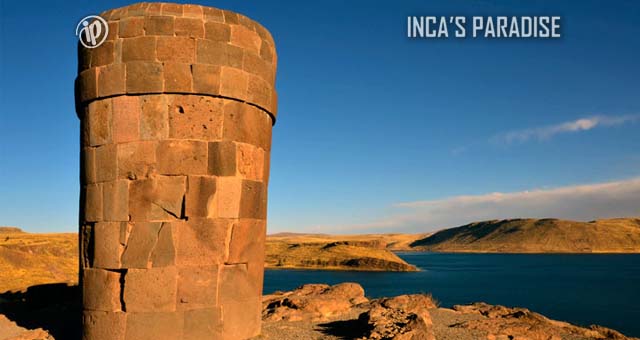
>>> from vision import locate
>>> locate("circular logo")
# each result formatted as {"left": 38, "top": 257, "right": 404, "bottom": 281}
{"left": 76, "top": 15, "right": 109, "bottom": 48}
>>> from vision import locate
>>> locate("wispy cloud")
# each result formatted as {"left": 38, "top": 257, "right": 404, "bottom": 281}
{"left": 313, "top": 177, "right": 640, "bottom": 234}
{"left": 493, "top": 115, "right": 639, "bottom": 144}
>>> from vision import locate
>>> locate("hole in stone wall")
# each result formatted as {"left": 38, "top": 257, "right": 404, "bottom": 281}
{"left": 176, "top": 105, "right": 185, "bottom": 114}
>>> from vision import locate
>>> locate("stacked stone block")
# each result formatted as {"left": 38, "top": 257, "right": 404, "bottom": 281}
{"left": 75, "top": 3, "right": 276, "bottom": 339}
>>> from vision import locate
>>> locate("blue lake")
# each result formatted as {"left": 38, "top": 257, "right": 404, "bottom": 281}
{"left": 263, "top": 253, "right": 640, "bottom": 337}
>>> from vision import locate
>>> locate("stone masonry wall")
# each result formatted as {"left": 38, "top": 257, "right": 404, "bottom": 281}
{"left": 75, "top": 3, "right": 277, "bottom": 339}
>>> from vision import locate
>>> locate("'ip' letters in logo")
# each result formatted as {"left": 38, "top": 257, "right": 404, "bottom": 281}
{"left": 76, "top": 15, "right": 109, "bottom": 48}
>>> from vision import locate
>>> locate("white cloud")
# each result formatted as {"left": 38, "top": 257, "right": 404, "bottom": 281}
{"left": 316, "top": 177, "right": 640, "bottom": 234}
{"left": 494, "top": 115, "right": 639, "bottom": 144}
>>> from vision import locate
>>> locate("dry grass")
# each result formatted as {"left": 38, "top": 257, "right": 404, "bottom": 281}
{"left": 0, "top": 231, "right": 77, "bottom": 292}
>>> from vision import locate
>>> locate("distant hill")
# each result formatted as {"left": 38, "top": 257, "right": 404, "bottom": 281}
{"left": 410, "top": 218, "right": 640, "bottom": 253}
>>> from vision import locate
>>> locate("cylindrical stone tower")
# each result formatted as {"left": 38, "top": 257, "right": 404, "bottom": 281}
{"left": 75, "top": 3, "right": 277, "bottom": 339}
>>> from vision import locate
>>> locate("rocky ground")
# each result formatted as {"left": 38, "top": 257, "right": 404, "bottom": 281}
{"left": 0, "top": 282, "right": 637, "bottom": 340}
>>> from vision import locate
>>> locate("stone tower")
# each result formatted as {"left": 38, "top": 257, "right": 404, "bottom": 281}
{"left": 75, "top": 3, "right": 277, "bottom": 339}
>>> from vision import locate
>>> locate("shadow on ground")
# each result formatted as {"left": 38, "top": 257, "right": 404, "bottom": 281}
{"left": 0, "top": 283, "right": 81, "bottom": 340}
{"left": 316, "top": 317, "right": 371, "bottom": 339}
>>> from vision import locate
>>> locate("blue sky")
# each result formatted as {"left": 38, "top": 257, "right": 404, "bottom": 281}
{"left": 1, "top": 0, "right": 639, "bottom": 233}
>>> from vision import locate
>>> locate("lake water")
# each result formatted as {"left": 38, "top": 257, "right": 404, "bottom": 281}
{"left": 263, "top": 253, "right": 640, "bottom": 337}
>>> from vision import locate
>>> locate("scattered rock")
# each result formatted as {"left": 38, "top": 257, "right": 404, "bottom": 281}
{"left": 262, "top": 283, "right": 368, "bottom": 322}
{"left": 451, "top": 302, "right": 635, "bottom": 340}
{"left": 0, "top": 314, "right": 53, "bottom": 340}
{"left": 358, "top": 294, "right": 437, "bottom": 340}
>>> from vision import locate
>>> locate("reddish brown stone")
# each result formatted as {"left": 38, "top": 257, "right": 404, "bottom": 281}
{"left": 157, "top": 140, "right": 208, "bottom": 175}
{"left": 196, "top": 39, "right": 227, "bottom": 65}
{"left": 126, "top": 3, "right": 148, "bottom": 16}
{"left": 203, "top": 7, "right": 224, "bottom": 23}
{"left": 107, "top": 22, "right": 119, "bottom": 42}
{"left": 119, "top": 17, "right": 144, "bottom": 38}
{"left": 185, "top": 176, "right": 216, "bottom": 218}
{"left": 240, "top": 179, "right": 267, "bottom": 219}
{"left": 175, "top": 218, "right": 231, "bottom": 265}
{"left": 157, "top": 36, "right": 196, "bottom": 63}
{"left": 95, "top": 144, "right": 117, "bottom": 182}
{"left": 230, "top": 25, "right": 261, "bottom": 54}
{"left": 83, "top": 311, "right": 126, "bottom": 340}
{"left": 124, "top": 267, "right": 177, "bottom": 312}
{"left": 112, "top": 96, "right": 140, "bottom": 143}
{"left": 121, "top": 222, "right": 162, "bottom": 268}
{"left": 91, "top": 41, "right": 115, "bottom": 67}
{"left": 93, "top": 222, "right": 125, "bottom": 269}
{"left": 208, "top": 141, "right": 236, "bottom": 176}
{"left": 161, "top": 3, "right": 183, "bottom": 16}
{"left": 221, "top": 298, "right": 262, "bottom": 339}
{"left": 125, "top": 312, "right": 183, "bottom": 340}
{"left": 177, "top": 265, "right": 219, "bottom": 310}
{"left": 247, "top": 73, "right": 272, "bottom": 110}
{"left": 102, "top": 179, "right": 129, "bottom": 221}
{"left": 122, "top": 36, "right": 156, "bottom": 62}
{"left": 220, "top": 67, "right": 247, "bottom": 99}
{"left": 83, "top": 147, "right": 97, "bottom": 184}
{"left": 204, "top": 22, "right": 230, "bottom": 42}
{"left": 128, "top": 175, "right": 186, "bottom": 221}
{"left": 163, "top": 62, "right": 192, "bottom": 92}
{"left": 174, "top": 17, "right": 204, "bottom": 38}
{"left": 222, "top": 101, "right": 273, "bottom": 151}
{"left": 243, "top": 51, "right": 274, "bottom": 84}
{"left": 145, "top": 2, "right": 162, "bottom": 15}
{"left": 167, "top": 94, "right": 225, "bottom": 139}
{"left": 117, "top": 141, "right": 157, "bottom": 180}
{"left": 236, "top": 142, "right": 265, "bottom": 181}
{"left": 213, "top": 177, "right": 242, "bottom": 218}
{"left": 85, "top": 183, "right": 103, "bottom": 222}
{"left": 140, "top": 95, "right": 169, "bottom": 141}
{"left": 126, "top": 61, "right": 164, "bottom": 93}
{"left": 182, "top": 4, "right": 203, "bottom": 19}
{"left": 144, "top": 16, "right": 174, "bottom": 36}
{"left": 87, "top": 99, "right": 112, "bottom": 146}
{"left": 227, "top": 219, "right": 265, "bottom": 264}
{"left": 150, "top": 222, "right": 176, "bottom": 267}
{"left": 183, "top": 307, "right": 223, "bottom": 340}
{"left": 82, "top": 269, "right": 122, "bottom": 311}
{"left": 192, "top": 64, "right": 220, "bottom": 94}
{"left": 260, "top": 40, "right": 274, "bottom": 63}
{"left": 77, "top": 68, "right": 98, "bottom": 103}
{"left": 222, "top": 11, "right": 239, "bottom": 25}
{"left": 98, "top": 63, "right": 125, "bottom": 98}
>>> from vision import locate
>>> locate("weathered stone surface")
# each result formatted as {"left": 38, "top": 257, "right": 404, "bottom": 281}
{"left": 121, "top": 222, "right": 162, "bottom": 268}
{"left": 176, "top": 219, "right": 231, "bottom": 266}
{"left": 167, "top": 95, "right": 224, "bottom": 140}
{"left": 83, "top": 311, "right": 126, "bottom": 340}
{"left": 82, "top": 269, "right": 122, "bottom": 311}
{"left": 103, "top": 179, "right": 129, "bottom": 221}
{"left": 150, "top": 222, "right": 176, "bottom": 267}
{"left": 213, "top": 177, "right": 242, "bottom": 218}
{"left": 239, "top": 179, "right": 267, "bottom": 219}
{"left": 183, "top": 307, "right": 223, "bottom": 340}
{"left": 84, "top": 183, "right": 103, "bottom": 222}
{"left": 177, "top": 265, "right": 219, "bottom": 310}
{"left": 185, "top": 176, "right": 216, "bottom": 218}
{"left": 262, "top": 283, "right": 368, "bottom": 322}
{"left": 129, "top": 175, "right": 186, "bottom": 221}
{"left": 95, "top": 144, "right": 117, "bottom": 182}
{"left": 208, "top": 141, "right": 236, "bottom": 176}
{"left": 79, "top": 4, "right": 277, "bottom": 338}
{"left": 222, "top": 297, "right": 262, "bottom": 339}
{"left": 124, "top": 267, "right": 178, "bottom": 312}
{"left": 93, "top": 222, "right": 125, "bottom": 269}
{"left": 125, "top": 312, "right": 183, "bottom": 340}
{"left": 157, "top": 140, "right": 208, "bottom": 175}
{"left": 140, "top": 95, "right": 169, "bottom": 140}
{"left": 236, "top": 142, "right": 265, "bottom": 181}
{"left": 112, "top": 96, "right": 141, "bottom": 143}
{"left": 87, "top": 100, "right": 112, "bottom": 146}
{"left": 117, "top": 141, "right": 157, "bottom": 180}
{"left": 227, "top": 219, "right": 265, "bottom": 264}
